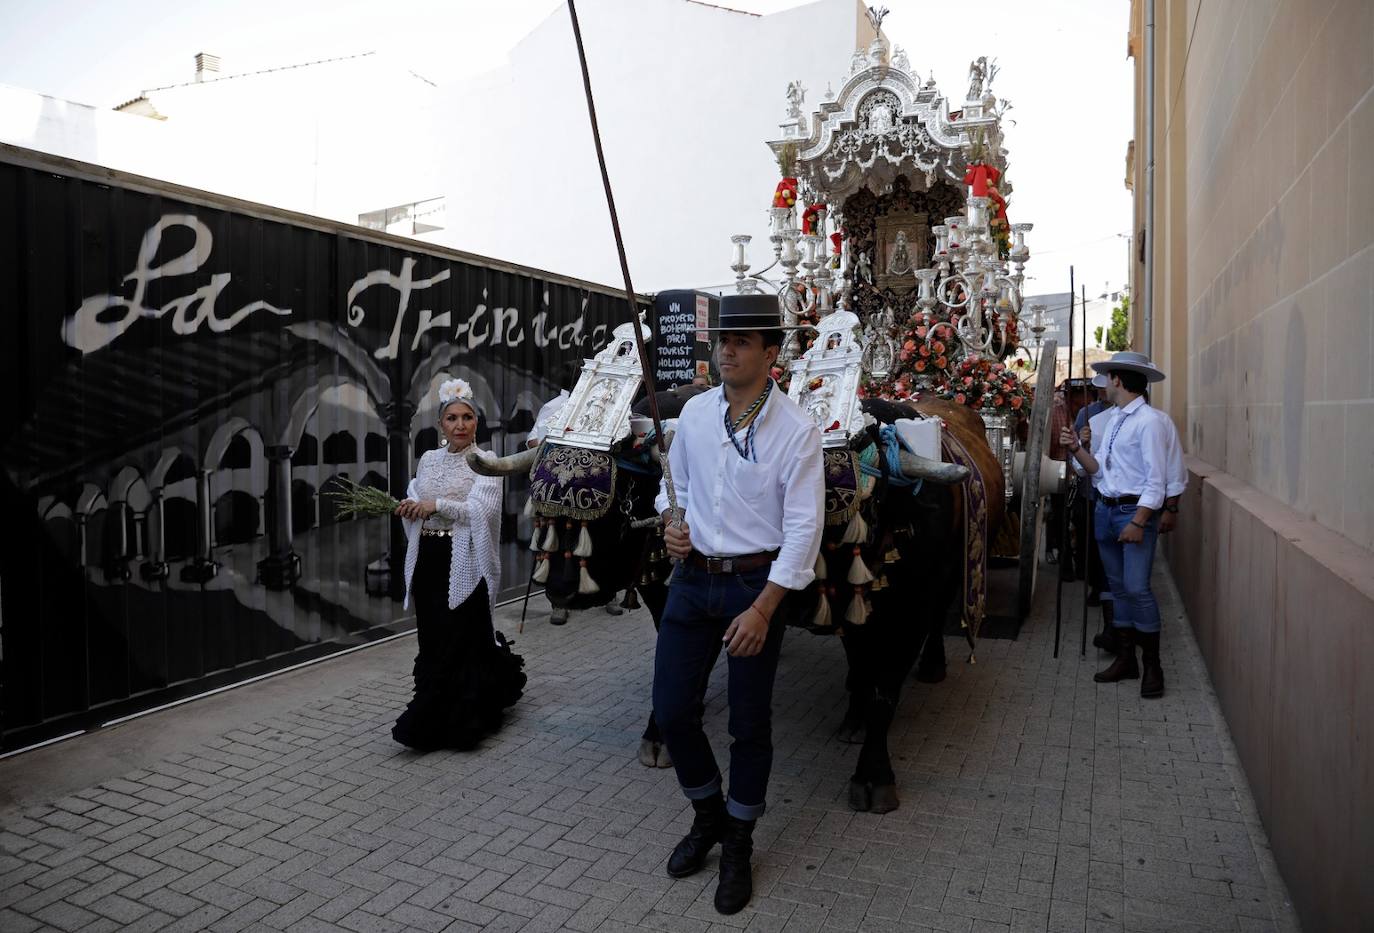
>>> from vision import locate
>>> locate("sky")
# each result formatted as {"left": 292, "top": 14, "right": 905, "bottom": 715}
{"left": 0, "top": 0, "right": 1135, "bottom": 304}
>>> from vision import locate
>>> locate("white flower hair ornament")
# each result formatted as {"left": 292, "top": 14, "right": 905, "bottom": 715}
{"left": 437, "top": 378, "right": 480, "bottom": 417}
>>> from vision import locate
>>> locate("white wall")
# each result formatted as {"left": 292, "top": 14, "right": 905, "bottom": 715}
{"left": 0, "top": 52, "right": 439, "bottom": 226}
{"left": 434, "top": 0, "right": 875, "bottom": 292}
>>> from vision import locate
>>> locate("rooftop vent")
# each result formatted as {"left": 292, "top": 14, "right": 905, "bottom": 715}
{"left": 194, "top": 52, "right": 220, "bottom": 82}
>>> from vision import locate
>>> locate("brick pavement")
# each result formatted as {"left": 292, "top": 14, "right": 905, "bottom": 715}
{"left": 0, "top": 563, "right": 1301, "bottom": 932}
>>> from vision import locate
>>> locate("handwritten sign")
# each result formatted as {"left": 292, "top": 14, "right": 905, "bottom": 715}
{"left": 652, "top": 290, "right": 717, "bottom": 390}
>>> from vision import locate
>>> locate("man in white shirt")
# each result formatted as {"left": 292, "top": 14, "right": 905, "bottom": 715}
{"left": 1061, "top": 351, "right": 1171, "bottom": 698}
{"left": 653, "top": 293, "right": 824, "bottom": 915}
{"left": 1074, "top": 378, "right": 1189, "bottom": 652}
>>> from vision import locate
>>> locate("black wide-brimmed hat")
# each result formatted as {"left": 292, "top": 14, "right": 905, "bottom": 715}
{"left": 702, "top": 293, "right": 798, "bottom": 333}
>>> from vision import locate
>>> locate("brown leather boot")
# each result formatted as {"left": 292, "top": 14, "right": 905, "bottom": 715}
{"left": 1138, "top": 631, "right": 1164, "bottom": 698}
{"left": 1094, "top": 626, "right": 1138, "bottom": 682}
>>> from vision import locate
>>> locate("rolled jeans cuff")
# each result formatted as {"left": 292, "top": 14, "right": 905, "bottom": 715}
{"left": 726, "top": 796, "right": 766, "bottom": 821}
{"left": 681, "top": 773, "right": 722, "bottom": 801}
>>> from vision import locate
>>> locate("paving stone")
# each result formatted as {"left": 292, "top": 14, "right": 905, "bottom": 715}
{"left": 88, "top": 892, "right": 153, "bottom": 924}
{"left": 31, "top": 900, "right": 103, "bottom": 932}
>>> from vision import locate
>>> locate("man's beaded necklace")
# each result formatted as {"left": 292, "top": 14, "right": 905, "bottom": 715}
{"left": 723, "top": 380, "right": 773, "bottom": 462}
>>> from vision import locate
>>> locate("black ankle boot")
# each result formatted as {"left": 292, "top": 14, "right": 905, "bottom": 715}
{"left": 714, "top": 815, "right": 755, "bottom": 915}
{"left": 1094, "top": 626, "right": 1138, "bottom": 682}
{"left": 1092, "top": 602, "right": 1119, "bottom": 651}
{"left": 1138, "top": 631, "right": 1164, "bottom": 698}
{"left": 666, "top": 793, "right": 725, "bottom": 878}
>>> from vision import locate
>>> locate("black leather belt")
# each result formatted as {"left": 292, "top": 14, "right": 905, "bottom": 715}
{"left": 687, "top": 549, "right": 778, "bottom": 574}
{"left": 1100, "top": 495, "right": 1140, "bottom": 507}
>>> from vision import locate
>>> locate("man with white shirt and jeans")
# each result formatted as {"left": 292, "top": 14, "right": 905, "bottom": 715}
{"left": 1072, "top": 375, "right": 1188, "bottom": 653}
{"left": 654, "top": 293, "right": 824, "bottom": 915}
{"left": 1061, "top": 351, "right": 1172, "bottom": 698}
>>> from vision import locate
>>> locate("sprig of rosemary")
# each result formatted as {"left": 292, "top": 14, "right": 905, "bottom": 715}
{"left": 323, "top": 477, "right": 401, "bottom": 519}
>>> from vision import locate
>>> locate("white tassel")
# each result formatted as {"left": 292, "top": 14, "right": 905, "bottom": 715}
{"left": 846, "top": 592, "right": 870, "bottom": 625}
{"left": 841, "top": 511, "right": 867, "bottom": 545}
{"left": 815, "top": 552, "right": 828, "bottom": 580}
{"left": 532, "top": 556, "right": 549, "bottom": 584}
{"left": 529, "top": 522, "right": 543, "bottom": 552}
{"left": 847, "top": 548, "right": 875, "bottom": 585}
{"left": 539, "top": 523, "right": 559, "bottom": 552}
{"left": 812, "top": 593, "right": 832, "bottom": 627}
{"left": 573, "top": 522, "right": 593, "bottom": 558}
{"left": 523, "top": 498, "right": 535, "bottom": 519}
{"left": 577, "top": 560, "right": 600, "bottom": 595}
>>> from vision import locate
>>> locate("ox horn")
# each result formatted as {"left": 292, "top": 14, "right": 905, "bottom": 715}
{"left": 897, "top": 450, "right": 970, "bottom": 485}
{"left": 466, "top": 446, "right": 540, "bottom": 477}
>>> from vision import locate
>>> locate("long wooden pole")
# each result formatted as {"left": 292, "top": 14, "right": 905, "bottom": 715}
{"left": 565, "top": 0, "right": 679, "bottom": 517}
{"left": 1080, "top": 283, "right": 1089, "bottom": 656}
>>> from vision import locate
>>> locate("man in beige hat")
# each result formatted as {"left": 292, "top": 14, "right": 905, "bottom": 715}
{"left": 1060, "top": 351, "right": 1171, "bottom": 698}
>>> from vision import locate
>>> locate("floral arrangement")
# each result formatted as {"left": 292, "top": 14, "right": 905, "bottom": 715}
{"left": 900, "top": 326, "right": 952, "bottom": 377}
{"left": 935, "top": 357, "right": 1030, "bottom": 411}
{"left": 856, "top": 312, "right": 958, "bottom": 401}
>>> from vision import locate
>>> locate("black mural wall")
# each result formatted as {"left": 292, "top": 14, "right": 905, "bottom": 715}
{"left": 0, "top": 148, "right": 641, "bottom": 750}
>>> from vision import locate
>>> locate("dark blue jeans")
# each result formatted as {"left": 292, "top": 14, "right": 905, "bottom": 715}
{"left": 652, "top": 562, "right": 787, "bottom": 821}
{"left": 1094, "top": 502, "right": 1161, "bottom": 633}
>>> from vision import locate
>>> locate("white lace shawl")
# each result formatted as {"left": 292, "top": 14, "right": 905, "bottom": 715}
{"left": 401, "top": 447, "right": 504, "bottom": 613}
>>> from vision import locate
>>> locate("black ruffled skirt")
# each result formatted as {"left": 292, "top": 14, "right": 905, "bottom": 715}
{"left": 392, "top": 537, "right": 526, "bottom": 751}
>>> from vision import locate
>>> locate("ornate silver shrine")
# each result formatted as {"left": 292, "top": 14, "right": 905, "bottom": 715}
{"left": 723, "top": 5, "right": 1057, "bottom": 509}
{"left": 787, "top": 310, "right": 867, "bottom": 448}
{"left": 545, "top": 320, "right": 652, "bottom": 451}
